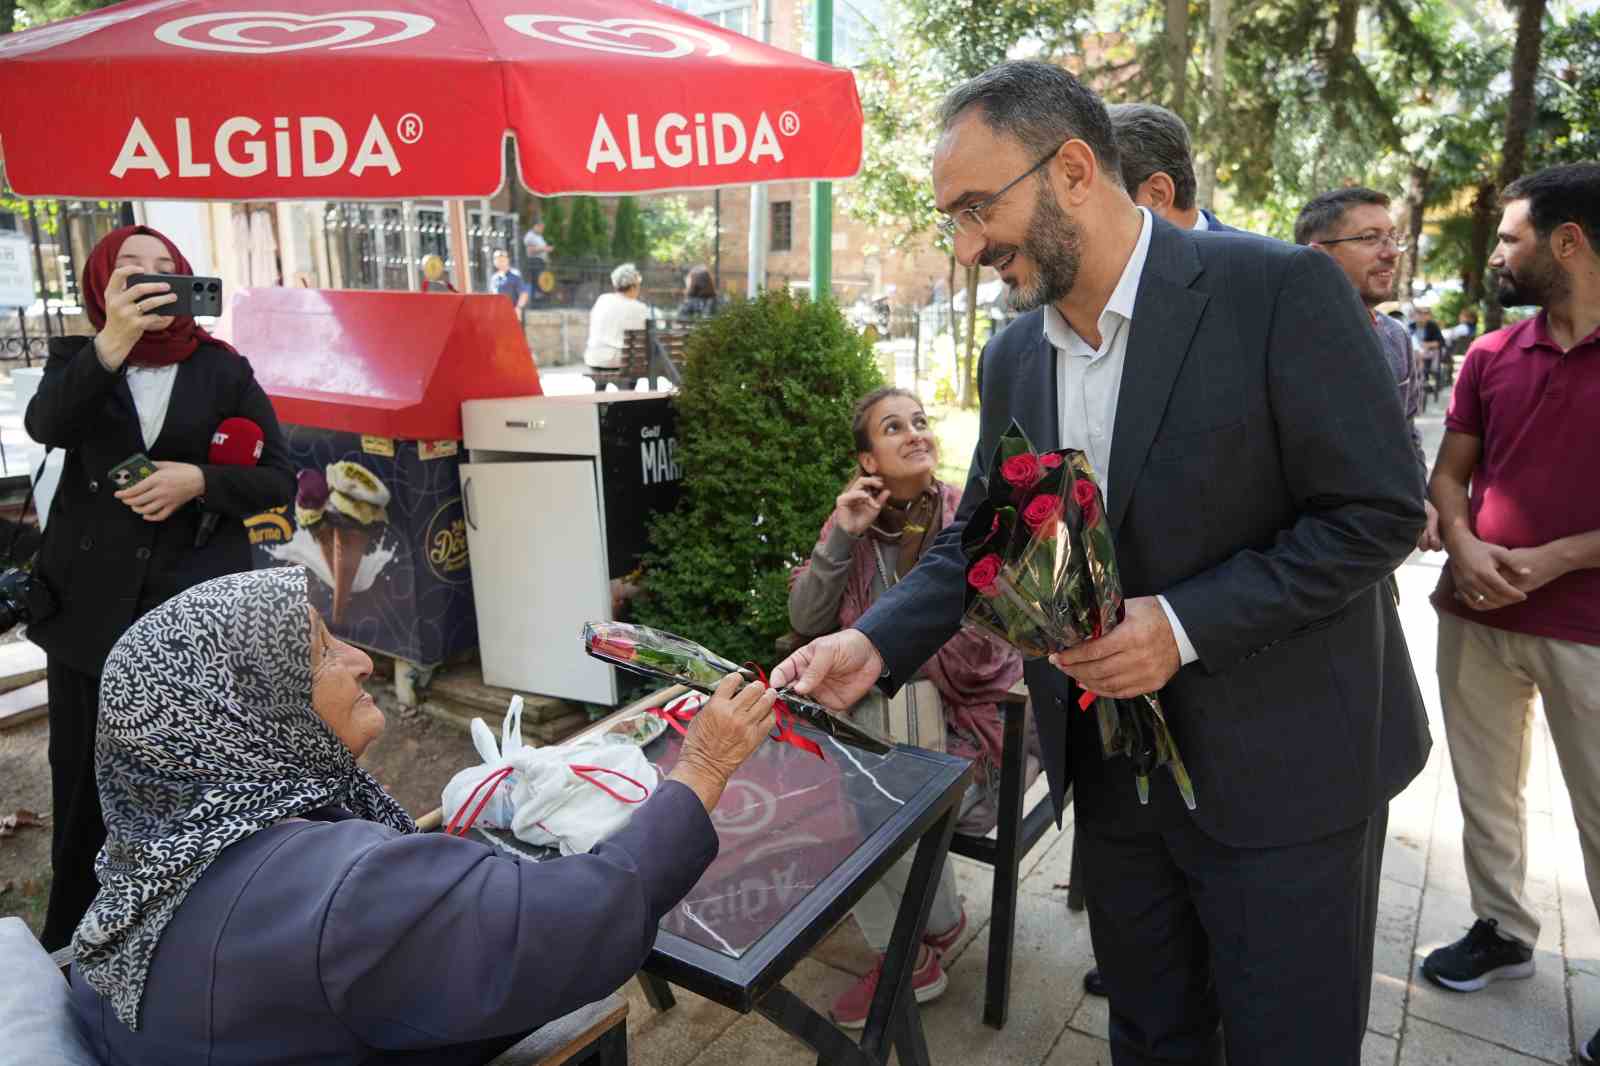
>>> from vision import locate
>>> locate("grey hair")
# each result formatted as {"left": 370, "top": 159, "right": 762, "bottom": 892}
{"left": 1107, "top": 103, "right": 1196, "bottom": 210}
{"left": 938, "top": 61, "right": 1122, "bottom": 186}
{"left": 1294, "top": 187, "right": 1391, "bottom": 246}
{"left": 611, "top": 262, "right": 642, "bottom": 291}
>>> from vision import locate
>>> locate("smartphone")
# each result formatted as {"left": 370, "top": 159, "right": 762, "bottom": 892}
{"left": 128, "top": 273, "right": 223, "bottom": 318}
{"left": 108, "top": 453, "right": 157, "bottom": 492}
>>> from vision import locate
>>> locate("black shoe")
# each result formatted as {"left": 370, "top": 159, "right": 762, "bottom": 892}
{"left": 1083, "top": 968, "right": 1107, "bottom": 998}
{"left": 1421, "top": 918, "right": 1534, "bottom": 992}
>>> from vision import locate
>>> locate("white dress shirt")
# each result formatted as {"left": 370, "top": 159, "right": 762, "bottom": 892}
{"left": 124, "top": 363, "right": 179, "bottom": 450}
{"left": 1044, "top": 207, "right": 1199, "bottom": 665}
{"left": 1192, "top": 211, "right": 1210, "bottom": 232}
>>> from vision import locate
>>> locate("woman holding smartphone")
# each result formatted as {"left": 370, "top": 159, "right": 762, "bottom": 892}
{"left": 24, "top": 225, "right": 295, "bottom": 950}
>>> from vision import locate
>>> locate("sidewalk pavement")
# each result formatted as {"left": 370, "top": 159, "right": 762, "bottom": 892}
{"left": 620, "top": 403, "right": 1597, "bottom": 1066}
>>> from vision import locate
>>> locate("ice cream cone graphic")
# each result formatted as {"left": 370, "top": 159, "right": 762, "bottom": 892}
{"left": 322, "top": 460, "right": 392, "bottom": 624}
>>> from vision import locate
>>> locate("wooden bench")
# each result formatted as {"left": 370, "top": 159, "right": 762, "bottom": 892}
{"left": 585, "top": 320, "right": 692, "bottom": 391}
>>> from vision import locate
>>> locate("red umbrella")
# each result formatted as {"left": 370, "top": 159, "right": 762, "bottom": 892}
{"left": 0, "top": 0, "right": 862, "bottom": 200}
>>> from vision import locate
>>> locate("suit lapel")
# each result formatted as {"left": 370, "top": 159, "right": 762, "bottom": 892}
{"left": 1107, "top": 222, "right": 1208, "bottom": 532}
{"left": 1017, "top": 329, "right": 1059, "bottom": 452}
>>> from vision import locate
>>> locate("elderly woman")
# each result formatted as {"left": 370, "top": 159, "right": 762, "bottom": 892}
{"left": 583, "top": 263, "right": 681, "bottom": 391}
{"left": 788, "top": 386, "right": 1030, "bottom": 1029}
{"left": 69, "top": 567, "right": 774, "bottom": 1064}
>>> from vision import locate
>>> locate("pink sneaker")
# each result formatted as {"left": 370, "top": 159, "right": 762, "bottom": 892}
{"left": 830, "top": 945, "right": 948, "bottom": 1030}
{"left": 923, "top": 907, "right": 966, "bottom": 953}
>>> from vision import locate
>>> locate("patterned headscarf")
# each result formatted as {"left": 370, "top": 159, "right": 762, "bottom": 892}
{"left": 75, "top": 567, "right": 415, "bottom": 1031}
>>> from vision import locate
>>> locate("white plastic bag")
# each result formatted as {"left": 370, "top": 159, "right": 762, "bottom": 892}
{"left": 440, "top": 696, "right": 526, "bottom": 832}
{"left": 507, "top": 739, "right": 660, "bottom": 856}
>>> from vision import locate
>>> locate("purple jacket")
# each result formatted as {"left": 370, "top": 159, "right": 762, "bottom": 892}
{"left": 70, "top": 781, "right": 716, "bottom": 1065}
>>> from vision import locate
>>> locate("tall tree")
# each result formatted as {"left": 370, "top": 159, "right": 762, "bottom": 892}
{"left": 1484, "top": 0, "right": 1549, "bottom": 331}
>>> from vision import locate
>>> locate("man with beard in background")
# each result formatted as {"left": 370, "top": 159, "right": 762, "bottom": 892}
{"left": 1421, "top": 164, "right": 1600, "bottom": 1066}
{"left": 775, "top": 60, "right": 1430, "bottom": 1066}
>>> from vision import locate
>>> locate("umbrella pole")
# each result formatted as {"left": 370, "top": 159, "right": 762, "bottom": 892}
{"left": 810, "top": 0, "right": 834, "bottom": 302}
{"left": 448, "top": 200, "right": 472, "bottom": 293}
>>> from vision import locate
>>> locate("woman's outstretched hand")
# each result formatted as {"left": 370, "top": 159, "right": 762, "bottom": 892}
{"left": 669, "top": 673, "right": 778, "bottom": 812}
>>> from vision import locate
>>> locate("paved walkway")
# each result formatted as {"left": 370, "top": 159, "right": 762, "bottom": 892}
{"left": 622, "top": 403, "right": 1597, "bottom": 1066}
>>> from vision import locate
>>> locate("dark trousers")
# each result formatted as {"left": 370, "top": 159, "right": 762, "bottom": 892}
{"left": 1080, "top": 804, "right": 1388, "bottom": 1066}
{"left": 41, "top": 659, "right": 106, "bottom": 952}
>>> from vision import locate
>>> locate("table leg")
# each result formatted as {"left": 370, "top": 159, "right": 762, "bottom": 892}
{"left": 859, "top": 805, "right": 958, "bottom": 1066}
{"left": 983, "top": 697, "right": 1031, "bottom": 1029}
{"left": 637, "top": 973, "right": 676, "bottom": 1012}
{"left": 754, "top": 985, "right": 874, "bottom": 1066}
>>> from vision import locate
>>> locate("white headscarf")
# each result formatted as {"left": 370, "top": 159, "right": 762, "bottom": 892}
{"left": 74, "top": 567, "right": 415, "bottom": 1030}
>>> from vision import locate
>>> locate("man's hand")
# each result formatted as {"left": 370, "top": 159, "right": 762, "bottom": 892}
{"left": 1443, "top": 529, "right": 1527, "bottom": 610}
{"left": 114, "top": 461, "right": 205, "bottom": 522}
{"left": 1049, "top": 596, "right": 1180, "bottom": 699}
{"left": 1418, "top": 500, "right": 1443, "bottom": 552}
{"left": 770, "top": 629, "right": 883, "bottom": 711}
{"left": 1500, "top": 544, "right": 1567, "bottom": 596}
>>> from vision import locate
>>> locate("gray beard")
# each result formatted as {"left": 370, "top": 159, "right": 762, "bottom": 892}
{"left": 1005, "top": 183, "right": 1083, "bottom": 313}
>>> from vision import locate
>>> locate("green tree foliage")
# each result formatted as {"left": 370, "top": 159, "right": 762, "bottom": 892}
{"left": 633, "top": 291, "right": 884, "bottom": 667}
{"left": 642, "top": 196, "right": 718, "bottom": 266}
{"left": 538, "top": 198, "right": 567, "bottom": 253}
{"left": 563, "top": 197, "right": 608, "bottom": 261}
{"left": 610, "top": 197, "right": 649, "bottom": 263}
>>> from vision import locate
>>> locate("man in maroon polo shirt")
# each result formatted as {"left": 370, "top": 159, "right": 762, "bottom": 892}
{"left": 1421, "top": 165, "right": 1600, "bottom": 1058}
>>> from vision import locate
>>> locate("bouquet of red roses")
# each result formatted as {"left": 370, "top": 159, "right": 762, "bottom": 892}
{"left": 960, "top": 422, "right": 1195, "bottom": 810}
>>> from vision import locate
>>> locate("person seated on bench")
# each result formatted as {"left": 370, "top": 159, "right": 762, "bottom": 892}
{"left": 677, "top": 265, "right": 720, "bottom": 320}
{"left": 584, "top": 262, "right": 650, "bottom": 390}
{"left": 67, "top": 566, "right": 776, "bottom": 1066}
{"left": 788, "top": 386, "right": 1034, "bottom": 1029}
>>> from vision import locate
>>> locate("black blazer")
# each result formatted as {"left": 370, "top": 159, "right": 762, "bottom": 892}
{"left": 25, "top": 337, "right": 296, "bottom": 676}
{"left": 857, "top": 218, "right": 1431, "bottom": 849}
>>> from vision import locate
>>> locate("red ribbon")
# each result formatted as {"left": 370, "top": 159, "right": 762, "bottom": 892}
{"left": 745, "top": 662, "right": 824, "bottom": 760}
{"left": 447, "top": 765, "right": 515, "bottom": 837}
{"left": 1078, "top": 688, "right": 1098, "bottom": 712}
{"left": 569, "top": 764, "right": 651, "bottom": 804}
{"left": 645, "top": 692, "right": 704, "bottom": 736}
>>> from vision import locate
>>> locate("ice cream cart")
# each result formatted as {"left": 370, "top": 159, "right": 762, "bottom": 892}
{"left": 236, "top": 288, "right": 540, "bottom": 692}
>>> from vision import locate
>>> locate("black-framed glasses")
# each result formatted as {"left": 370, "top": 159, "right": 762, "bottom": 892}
{"left": 936, "top": 144, "right": 1063, "bottom": 241}
{"left": 1319, "top": 231, "right": 1409, "bottom": 252}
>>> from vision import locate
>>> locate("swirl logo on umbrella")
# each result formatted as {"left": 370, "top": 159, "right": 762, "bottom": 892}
{"left": 154, "top": 10, "right": 436, "bottom": 53}
{"left": 504, "top": 15, "right": 731, "bottom": 58}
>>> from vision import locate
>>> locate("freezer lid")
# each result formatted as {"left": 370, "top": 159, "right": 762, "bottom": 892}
{"left": 236, "top": 288, "right": 543, "bottom": 440}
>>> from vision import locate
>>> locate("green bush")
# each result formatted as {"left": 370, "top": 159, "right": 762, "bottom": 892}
{"left": 538, "top": 198, "right": 566, "bottom": 252}
{"left": 633, "top": 291, "right": 884, "bottom": 668}
{"left": 564, "top": 196, "right": 607, "bottom": 261}
{"left": 610, "top": 197, "right": 649, "bottom": 263}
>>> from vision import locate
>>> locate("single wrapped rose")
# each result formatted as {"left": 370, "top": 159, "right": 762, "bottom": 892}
{"left": 1022, "top": 493, "right": 1062, "bottom": 537}
{"left": 967, "top": 553, "right": 1004, "bottom": 597}
{"left": 1001, "top": 452, "right": 1044, "bottom": 491}
{"left": 1072, "top": 477, "right": 1100, "bottom": 524}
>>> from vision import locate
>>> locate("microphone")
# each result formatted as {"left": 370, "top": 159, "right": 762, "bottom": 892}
{"left": 195, "top": 417, "right": 265, "bottom": 549}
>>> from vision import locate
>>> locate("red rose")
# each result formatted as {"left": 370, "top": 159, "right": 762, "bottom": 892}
{"left": 591, "top": 636, "right": 637, "bottom": 662}
{"left": 1040, "top": 453, "right": 1064, "bottom": 469}
{"left": 1022, "top": 494, "right": 1062, "bottom": 537}
{"left": 1001, "top": 452, "right": 1044, "bottom": 491}
{"left": 967, "top": 553, "right": 1004, "bottom": 597}
{"left": 1072, "top": 478, "right": 1100, "bottom": 525}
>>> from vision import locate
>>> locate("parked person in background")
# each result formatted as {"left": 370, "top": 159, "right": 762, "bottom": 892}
{"left": 24, "top": 225, "right": 296, "bottom": 951}
{"left": 788, "top": 386, "right": 1032, "bottom": 1028}
{"left": 489, "top": 249, "right": 528, "bottom": 314}
{"left": 584, "top": 263, "right": 650, "bottom": 388}
{"left": 69, "top": 567, "right": 777, "bottom": 1065}
{"left": 1296, "top": 186, "right": 1440, "bottom": 550}
{"left": 522, "top": 220, "right": 553, "bottom": 281}
{"left": 677, "top": 264, "right": 720, "bottom": 320}
{"left": 1422, "top": 167, "right": 1600, "bottom": 1066}
{"left": 1411, "top": 303, "right": 1447, "bottom": 388}
{"left": 1107, "top": 103, "right": 1238, "bottom": 233}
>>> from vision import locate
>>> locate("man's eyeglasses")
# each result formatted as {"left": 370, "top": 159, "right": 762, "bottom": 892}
{"left": 936, "top": 144, "right": 1063, "bottom": 241}
{"left": 1319, "top": 231, "right": 1409, "bottom": 252}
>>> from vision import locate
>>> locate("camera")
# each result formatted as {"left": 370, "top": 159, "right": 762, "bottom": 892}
{"left": 0, "top": 566, "right": 58, "bottom": 635}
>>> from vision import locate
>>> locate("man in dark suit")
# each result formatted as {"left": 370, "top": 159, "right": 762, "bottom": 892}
{"left": 1107, "top": 102, "right": 1237, "bottom": 234}
{"left": 774, "top": 61, "right": 1430, "bottom": 1065}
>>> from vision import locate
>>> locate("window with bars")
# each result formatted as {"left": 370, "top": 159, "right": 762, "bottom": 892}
{"left": 770, "top": 201, "right": 792, "bottom": 253}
